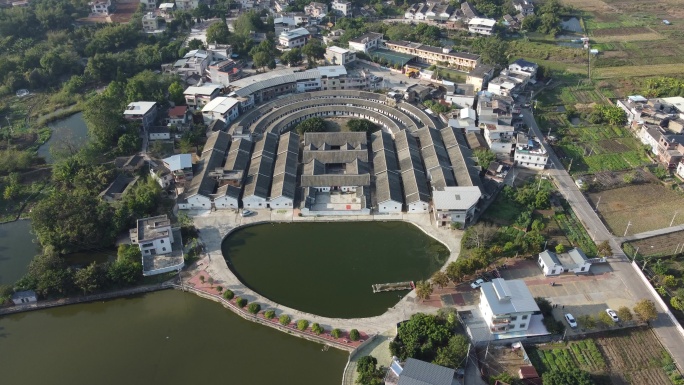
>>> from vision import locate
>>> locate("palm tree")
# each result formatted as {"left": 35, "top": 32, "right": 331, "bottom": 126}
{"left": 415, "top": 280, "right": 433, "bottom": 302}
{"left": 431, "top": 271, "right": 450, "bottom": 289}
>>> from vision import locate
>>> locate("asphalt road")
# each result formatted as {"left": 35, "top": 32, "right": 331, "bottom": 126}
{"left": 522, "top": 108, "right": 684, "bottom": 369}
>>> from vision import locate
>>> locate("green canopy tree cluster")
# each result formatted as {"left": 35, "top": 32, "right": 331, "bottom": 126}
{"left": 295, "top": 117, "right": 326, "bottom": 134}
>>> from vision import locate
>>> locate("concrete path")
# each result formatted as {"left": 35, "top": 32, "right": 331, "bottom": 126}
{"left": 189, "top": 209, "right": 462, "bottom": 336}
{"left": 523, "top": 107, "right": 684, "bottom": 370}
{"left": 617, "top": 223, "right": 684, "bottom": 242}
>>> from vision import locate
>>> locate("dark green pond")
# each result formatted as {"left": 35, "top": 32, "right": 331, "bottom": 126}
{"left": 0, "top": 220, "right": 39, "bottom": 285}
{"left": 222, "top": 222, "right": 449, "bottom": 318}
{"left": 0, "top": 290, "right": 348, "bottom": 385}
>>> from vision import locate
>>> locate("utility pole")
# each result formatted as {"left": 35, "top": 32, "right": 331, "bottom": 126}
{"left": 624, "top": 220, "right": 632, "bottom": 237}
{"left": 595, "top": 196, "right": 601, "bottom": 211}
{"left": 670, "top": 211, "right": 679, "bottom": 227}
{"left": 633, "top": 246, "right": 639, "bottom": 261}
{"left": 567, "top": 158, "right": 574, "bottom": 173}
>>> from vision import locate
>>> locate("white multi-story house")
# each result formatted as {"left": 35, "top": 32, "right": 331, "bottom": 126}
{"left": 331, "top": 0, "right": 352, "bottom": 16}
{"left": 159, "top": 3, "right": 176, "bottom": 18}
{"left": 131, "top": 215, "right": 175, "bottom": 257}
{"left": 184, "top": 83, "right": 223, "bottom": 109}
{"left": 538, "top": 248, "right": 593, "bottom": 276}
{"left": 482, "top": 123, "right": 514, "bottom": 154}
{"left": 479, "top": 278, "right": 540, "bottom": 334}
{"left": 89, "top": 0, "right": 111, "bottom": 15}
{"left": 514, "top": 133, "right": 548, "bottom": 169}
{"left": 325, "top": 46, "right": 356, "bottom": 65}
{"left": 201, "top": 97, "right": 240, "bottom": 124}
{"left": 508, "top": 58, "right": 538, "bottom": 79}
{"left": 279, "top": 27, "right": 311, "bottom": 48}
{"left": 175, "top": 0, "right": 199, "bottom": 10}
{"left": 433, "top": 186, "right": 482, "bottom": 226}
{"left": 468, "top": 17, "right": 496, "bottom": 35}
{"left": 123, "top": 101, "right": 157, "bottom": 129}
{"left": 348, "top": 32, "right": 383, "bottom": 53}
{"left": 304, "top": 1, "right": 327, "bottom": 18}
{"left": 142, "top": 12, "right": 164, "bottom": 33}
{"left": 513, "top": 0, "right": 534, "bottom": 16}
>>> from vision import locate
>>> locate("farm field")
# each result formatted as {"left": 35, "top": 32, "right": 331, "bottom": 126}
{"left": 588, "top": 184, "right": 684, "bottom": 235}
{"left": 528, "top": 328, "right": 672, "bottom": 385}
{"left": 625, "top": 230, "right": 684, "bottom": 258}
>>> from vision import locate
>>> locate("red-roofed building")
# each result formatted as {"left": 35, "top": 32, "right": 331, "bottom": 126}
{"left": 167, "top": 106, "right": 190, "bottom": 126}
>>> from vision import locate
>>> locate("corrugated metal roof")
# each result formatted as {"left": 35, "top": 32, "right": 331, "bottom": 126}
{"left": 398, "top": 358, "right": 455, "bottom": 385}
{"left": 480, "top": 279, "right": 540, "bottom": 315}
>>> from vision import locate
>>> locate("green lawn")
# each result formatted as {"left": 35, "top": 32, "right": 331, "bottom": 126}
{"left": 481, "top": 194, "right": 522, "bottom": 226}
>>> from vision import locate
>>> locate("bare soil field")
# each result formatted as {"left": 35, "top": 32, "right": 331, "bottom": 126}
{"left": 626, "top": 231, "right": 684, "bottom": 258}
{"left": 595, "top": 63, "right": 684, "bottom": 78}
{"left": 588, "top": 183, "right": 684, "bottom": 235}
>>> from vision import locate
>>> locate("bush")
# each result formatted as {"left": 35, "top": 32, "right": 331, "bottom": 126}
{"left": 264, "top": 309, "right": 276, "bottom": 319}
{"left": 248, "top": 303, "right": 261, "bottom": 314}
{"left": 297, "top": 319, "right": 310, "bottom": 331}
{"left": 236, "top": 297, "right": 248, "bottom": 308}
{"left": 279, "top": 314, "right": 291, "bottom": 325}
{"left": 311, "top": 322, "right": 324, "bottom": 335}
{"left": 216, "top": 286, "right": 223, "bottom": 292}
{"left": 349, "top": 329, "right": 360, "bottom": 341}
{"left": 331, "top": 328, "right": 342, "bottom": 338}
{"left": 223, "top": 290, "right": 234, "bottom": 300}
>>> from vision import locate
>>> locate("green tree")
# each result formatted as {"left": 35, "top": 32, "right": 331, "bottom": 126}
{"left": 597, "top": 311, "right": 614, "bottom": 328}
{"left": 542, "top": 368, "right": 593, "bottom": 385}
{"left": 433, "top": 334, "right": 469, "bottom": 368}
{"left": 390, "top": 313, "right": 451, "bottom": 361}
{"left": 251, "top": 50, "right": 271, "bottom": 72}
{"left": 264, "top": 309, "right": 276, "bottom": 319}
{"left": 73, "top": 262, "right": 103, "bottom": 295}
{"left": 356, "top": 355, "right": 384, "bottom": 385}
{"left": 17, "top": 247, "right": 72, "bottom": 297}
{"left": 472, "top": 36, "right": 509, "bottom": 66}
{"left": 331, "top": 328, "right": 342, "bottom": 338}
{"left": 236, "top": 297, "right": 248, "bottom": 307}
{"left": 633, "top": 299, "right": 658, "bottom": 322}
{"left": 349, "top": 329, "right": 360, "bottom": 341}
{"left": 206, "top": 21, "right": 231, "bottom": 44}
{"left": 431, "top": 271, "right": 450, "bottom": 288}
{"left": 108, "top": 245, "right": 142, "bottom": 286}
{"left": 576, "top": 314, "right": 596, "bottom": 330}
{"left": 311, "top": 322, "right": 324, "bottom": 335}
{"left": 662, "top": 275, "right": 677, "bottom": 288}
{"left": 415, "top": 280, "right": 433, "bottom": 301}
{"left": 187, "top": 38, "right": 205, "bottom": 50}
{"left": 297, "top": 319, "right": 310, "bottom": 330}
{"left": 617, "top": 306, "right": 633, "bottom": 322}
{"left": 233, "top": 10, "right": 265, "bottom": 36}
{"left": 248, "top": 302, "right": 261, "bottom": 314}
{"left": 597, "top": 240, "right": 612, "bottom": 257}
{"left": 302, "top": 39, "right": 325, "bottom": 65}
{"left": 168, "top": 81, "right": 185, "bottom": 106}
{"left": 117, "top": 131, "right": 141, "bottom": 155}
{"left": 295, "top": 117, "right": 326, "bottom": 134}
{"left": 347, "top": 119, "right": 379, "bottom": 134}
{"left": 223, "top": 289, "right": 234, "bottom": 300}
{"left": 473, "top": 148, "right": 496, "bottom": 167}
{"left": 279, "top": 314, "right": 291, "bottom": 325}
{"left": 555, "top": 244, "right": 565, "bottom": 254}
{"left": 280, "top": 47, "right": 303, "bottom": 66}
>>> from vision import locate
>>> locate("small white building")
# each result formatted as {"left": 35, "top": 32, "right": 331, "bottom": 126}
{"left": 479, "top": 278, "right": 540, "bottom": 334}
{"left": 325, "top": 46, "right": 356, "bottom": 66}
{"left": 331, "top": 0, "right": 352, "bottom": 16}
{"left": 124, "top": 101, "right": 157, "bottom": 129}
{"left": 159, "top": 2, "right": 176, "bottom": 17}
{"left": 166, "top": 106, "right": 190, "bottom": 126}
{"left": 468, "top": 17, "right": 497, "bottom": 35}
{"left": 433, "top": 186, "right": 482, "bottom": 226}
{"left": 11, "top": 290, "right": 37, "bottom": 305}
{"left": 514, "top": 133, "right": 548, "bottom": 169}
{"left": 678, "top": 160, "right": 684, "bottom": 179}
{"left": 184, "top": 83, "right": 223, "bottom": 109}
{"left": 279, "top": 27, "right": 311, "bottom": 48}
{"left": 201, "top": 96, "right": 240, "bottom": 124}
{"left": 142, "top": 12, "right": 164, "bottom": 33}
{"left": 538, "top": 248, "right": 593, "bottom": 276}
{"left": 348, "top": 32, "right": 383, "bottom": 53}
{"left": 89, "top": 0, "right": 111, "bottom": 15}
{"left": 375, "top": 171, "right": 403, "bottom": 213}
{"left": 130, "top": 215, "right": 174, "bottom": 256}
{"left": 148, "top": 126, "right": 171, "bottom": 140}
{"left": 482, "top": 123, "right": 515, "bottom": 154}
{"left": 508, "top": 58, "right": 538, "bottom": 79}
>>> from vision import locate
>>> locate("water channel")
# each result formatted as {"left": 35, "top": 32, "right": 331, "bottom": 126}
{"left": 37, "top": 112, "right": 89, "bottom": 163}
{"left": 0, "top": 220, "right": 39, "bottom": 285}
{"left": 0, "top": 290, "right": 348, "bottom": 384}
{"left": 222, "top": 222, "right": 449, "bottom": 318}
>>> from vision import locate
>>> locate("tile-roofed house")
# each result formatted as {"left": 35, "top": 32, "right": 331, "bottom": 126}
{"left": 252, "top": 132, "right": 279, "bottom": 159}
{"left": 202, "top": 131, "right": 231, "bottom": 155}
{"left": 300, "top": 174, "right": 371, "bottom": 187}
{"left": 432, "top": 185, "right": 481, "bottom": 225}
{"left": 400, "top": 168, "right": 430, "bottom": 212}
{"left": 461, "top": 1, "right": 478, "bottom": 20}
{"left": 398, "top": 147, "right": 425, "bottom": 174}
{"left": 441, "top": 127, "right": 481, "bottom": 187}
{"left": 373, "top": 149, "right": 400, "bottom": 175}
{"left": 375, "top": 171, "right": 403, "bottom": 213}
{"left": 479, "top": 278, "right": 540, "bottom": 334}
{"left": 224, "top": 139, "right": 253, "bottom": 171}
{"left": 269, "top": 172, "right": 297, "bottom": 208}
{"left": 241, "top": 155, "right": 275, "bottom": 208}
{"left": 178, "top": 131, "right": 232, "bottom": 210}
{"left": 99, "top": 174, "right": 138, "bottom": 203}
{"left": 277, "top": 131, "right": 300, "bottom": 155}
{"left": 396, "top": 358, "right": 455, "bottom": 385}
{"left": 371, "top": 130, "right": 395, "bottom": 153}
{"left": 272, "top": 151, "right": 298, "bottom": 177}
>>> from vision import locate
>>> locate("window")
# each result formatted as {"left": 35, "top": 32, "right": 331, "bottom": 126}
{"left": 160, "top": 240, "right": 164, "bottom": 244}
{"left": 162, "top": 247, "right": 166, "bottom": 251}
{"left": 510, "top": 316, "right": 517, "bottom": 321}
{"left": 522, "top": 315, "right": 528, "bottom": 320}
{"left": 519, "top": 323, "right": 526, "bottom": 328}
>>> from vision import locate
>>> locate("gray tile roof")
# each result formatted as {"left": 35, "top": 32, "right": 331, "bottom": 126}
{"left": 375, "top": 171, "right": 403, "bottom": 204}
{"left": 371, "top": 130, "right": 395, "bottom": 153}
{"left": 304, "top": 131, "right": 367, "bottom": 149}
{"left": 394, "top": 129, "right": 419, "bottom": 153}
{"left": 224, "top": 143, "right": 252, "bottom": 172}
{"left": 303, "top": 159, "right": 325, "bottom": 176}
{"left": 273, "top": 150, "right": 298, "bottom": 176}
{"left": 303, "top": 149, "right": 368, "bottom": 164}
{"left": 539, "top": 250, "right": 561, "bottom": 267}
{"left": 397, "top": 147, "right": 424, "bottom": 173}
{"left": 398, "top": 358, "right": 455, "bottom": 385}
{"left": 441, "top": 127, "right": 481, "bottom": 187}
{"left": 373, "top": 149, "right": 400, "bottom": 175}
{"left": 401, "top": 168, "right": 430, "bottom": 204}
{"left": 203, "top": 131, "right": 231, "bottom": 155}
{"left": 242, "top": 155, "right": 275, "bottom": 198}
{"left": 278, "top": 131, "right": 300, "bottom": 155}
{"left": 252, "top": 132, "right": 279, "bottom": 159}
{"left": 270, "top": 171, "right": 297, "bottom": 200}
{"left": 215, "top": 184, "right": 241, "bottom": 199}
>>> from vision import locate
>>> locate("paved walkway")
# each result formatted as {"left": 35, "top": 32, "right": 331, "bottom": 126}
{"left": 189, "top": 209, "right": 462, "bottom": 335}
{"left": 617, "top": 223, "right": 684, "bottom": 242}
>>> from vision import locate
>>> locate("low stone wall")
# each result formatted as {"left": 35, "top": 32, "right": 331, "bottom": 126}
{"left": 0, "top": 283, "right": 172, "bottom": 316}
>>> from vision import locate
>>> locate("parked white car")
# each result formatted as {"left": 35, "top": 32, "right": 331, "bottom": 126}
{"left": 565, "top": 313, "right": 578, "bottom": 328}
{"left": 240, "top": 209, "right": 254, "bottom": 217}
{"left": 606, "top": 309, "right": 619, "bottom": 322}
{"left": 470, "top": 279, "right": 485, "bottom": 289}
